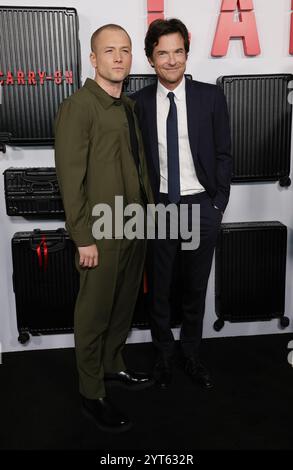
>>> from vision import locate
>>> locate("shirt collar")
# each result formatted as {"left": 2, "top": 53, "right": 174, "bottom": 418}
{"left": 157, "top": 76, "right": 186, "bottom": 101}
{"left": 84, "top": 78, "right": 125, "bottom": 109}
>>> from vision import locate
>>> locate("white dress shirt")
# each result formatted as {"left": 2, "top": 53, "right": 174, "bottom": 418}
{"left": 156, "top": 77, "right": 205, "bottom": 195}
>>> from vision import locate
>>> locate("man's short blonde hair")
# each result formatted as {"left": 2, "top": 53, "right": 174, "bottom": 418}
{"left": 91, "top": 24, "right": 132, "bottom": 52}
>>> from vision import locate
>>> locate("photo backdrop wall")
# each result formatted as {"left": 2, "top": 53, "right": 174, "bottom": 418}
{"left": 1, "top": 0, "right": 292, "bottom": 353}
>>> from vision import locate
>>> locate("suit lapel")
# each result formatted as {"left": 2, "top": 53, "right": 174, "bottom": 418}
{"left": 186, "top": 78, "right": 200, "bottom": 166}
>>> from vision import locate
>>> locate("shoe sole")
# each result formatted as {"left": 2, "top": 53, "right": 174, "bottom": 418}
{"left": 105, "top": 379, "right": 155, "bottom": 391}
{"left": 82, "top": 407, "right": 133, "bottom": 433}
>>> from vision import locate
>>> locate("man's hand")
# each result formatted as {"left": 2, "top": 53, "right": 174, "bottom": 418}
{"left": 78, "top": 244, "right": 98, "bottom": 268}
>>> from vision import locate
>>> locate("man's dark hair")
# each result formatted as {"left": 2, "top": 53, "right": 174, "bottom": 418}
{"left": 145, "top": 18, "right": 189, "bottom": 58}
{"left": 91, "top": 24, "right": 131, "bottom": 52}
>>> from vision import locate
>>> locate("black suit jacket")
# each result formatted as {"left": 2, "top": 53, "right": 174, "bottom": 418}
{"left": 131, "top": 78, "right": 232, "bottom": 212}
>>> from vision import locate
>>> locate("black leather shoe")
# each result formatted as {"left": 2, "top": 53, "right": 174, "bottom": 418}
{"left": 81, "top": 395, "right": 132, "bottom": 432}
{"left": 153, "top": 359, "right": 172, "bottom": 390}
{"left": 184, "top": 358, "right": 214, "bottom": 390}
{"left": 104, "top": 370, "right": 154, "bottom": 390}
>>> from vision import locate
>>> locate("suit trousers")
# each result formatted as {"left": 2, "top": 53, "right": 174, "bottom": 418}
{"left": 147, "top": 191, "right": 222, "bottom": 360}
{"left": 74, "top": 238, "right": 146, "bottom": 399}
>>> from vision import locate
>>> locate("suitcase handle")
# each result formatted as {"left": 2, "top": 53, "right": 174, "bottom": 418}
{"left": 23, "top": 174, "right": 57, "bottom": 182}
{"left": 30, "top": 182, "right": 55, "bottom": 192}
{"left": 30, "top": 229, "right": 66, "bottom": 252}
{"left": 26, "top": 170, "right": 56, "bottom": 176}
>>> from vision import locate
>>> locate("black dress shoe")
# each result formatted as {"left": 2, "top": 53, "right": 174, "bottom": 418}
{"left": 184, "top": 358, "right": 214, "bottom": 390}
{"left": 153, "top": 359, "right": 172, "bottom": 390}
{"left": 81, "top": 395, "right": 132, "bottom": 432}
{"left": 104, "top": 370, "right": 154, "bottom": 390}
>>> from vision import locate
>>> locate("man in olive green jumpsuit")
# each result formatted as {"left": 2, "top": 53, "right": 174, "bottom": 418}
{"left": 55, "top": 24, "right": 153, "bottom": 432}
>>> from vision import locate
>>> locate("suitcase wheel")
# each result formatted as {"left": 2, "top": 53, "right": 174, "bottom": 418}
{"left": 280, "top": 316, "right": 290, "bottom": 328}
{"left": 213, "top": 318, "right": 225, "bottom": 332}
{"left": 279, "top": 176, "right": 291, "bottom": 187}
{"left": 18, "top": 332, "right": 30, "bottom": 344}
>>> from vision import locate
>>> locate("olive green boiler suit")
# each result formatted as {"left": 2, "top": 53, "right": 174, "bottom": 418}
{"left": 54, "top": 78, "right": 153, "bottom": 399}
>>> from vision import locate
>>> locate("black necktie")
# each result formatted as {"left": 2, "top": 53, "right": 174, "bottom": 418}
{"left": 167, "top": 92, "right": 180, "bottom": 203}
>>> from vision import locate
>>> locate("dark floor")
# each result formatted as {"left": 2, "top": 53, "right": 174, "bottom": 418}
{"left": 1, "top": 333, "right": 293, "bottom": 451}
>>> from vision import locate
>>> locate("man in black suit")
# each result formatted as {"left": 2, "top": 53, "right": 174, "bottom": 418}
{"left": 132, "top": 19, "right": 232, "bottom": 390}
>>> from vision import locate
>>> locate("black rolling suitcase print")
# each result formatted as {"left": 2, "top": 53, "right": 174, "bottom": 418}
{"left": 0, "top": 6, "right": 81, "bottom": 152}
{"left": 4, "top": 167, "right": 64, "bottom": 216}
{"left": 12, "top": 229, "right": 77, "bottom": 344}
{"left": 217, "top": 74, "right": 293, "bottom": 186}
{"left": 214, "top": 222, "right": 289, "bottom": 331}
